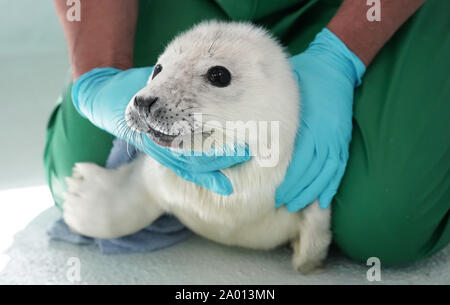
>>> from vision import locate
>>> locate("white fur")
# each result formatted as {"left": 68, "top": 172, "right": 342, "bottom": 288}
{"left": 63, "top": 21, "right": 331, "bottom": 274}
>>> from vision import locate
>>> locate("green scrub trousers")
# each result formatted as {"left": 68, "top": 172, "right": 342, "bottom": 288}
{"left": 44, "top": 0, "right": 450, "bottom": 266}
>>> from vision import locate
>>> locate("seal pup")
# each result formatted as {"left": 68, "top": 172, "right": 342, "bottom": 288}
{"left": 63, "top": 21, "right": 331, "bottom": 273}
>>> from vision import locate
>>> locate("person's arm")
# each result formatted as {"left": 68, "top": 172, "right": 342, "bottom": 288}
{"left": 53, "top": 0, "right": 139, "bottom": 80}
{"left": 328, "top": 0, "right": 426, "bottom": 66}
{"left": 277, "top": 0, "right": 427, "bottom": 211}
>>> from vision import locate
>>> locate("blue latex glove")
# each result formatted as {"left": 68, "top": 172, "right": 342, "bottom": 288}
{"left": 72, "top": 67, "right": 250, "bottom": 196}
{"left": 275, "top": 28, "right": 366, "bottom": 212}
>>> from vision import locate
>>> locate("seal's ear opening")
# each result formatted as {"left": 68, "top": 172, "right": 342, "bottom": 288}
{"left": 206, "top": 66, "right": 231, "bottom": 87}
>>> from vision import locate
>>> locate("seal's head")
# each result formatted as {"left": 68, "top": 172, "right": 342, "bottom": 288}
{"left": 126, "top": 21, "right": 299, "bottom": 157}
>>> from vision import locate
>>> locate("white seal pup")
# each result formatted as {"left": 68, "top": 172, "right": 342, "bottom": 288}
{"left": 63, "top": 21, "right": 331, "bottom": 273}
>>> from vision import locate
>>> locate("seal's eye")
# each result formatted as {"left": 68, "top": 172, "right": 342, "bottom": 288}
{"left": 152, "top": 64, "right": 163, "bottom": 80}
{"left": 206, "top": 66, "right": 231, "bottom": 87}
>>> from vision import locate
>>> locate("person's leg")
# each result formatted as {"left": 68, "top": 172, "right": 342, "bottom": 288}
{"left": 332, "top": 0, "right": 450, "bottom": 266}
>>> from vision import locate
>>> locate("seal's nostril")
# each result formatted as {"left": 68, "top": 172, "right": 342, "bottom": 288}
{"left": 134, "top": 96, "right": 159, "bottom": 109}
{"left": 134, "top": 96, "right": 143, "bottom": 108}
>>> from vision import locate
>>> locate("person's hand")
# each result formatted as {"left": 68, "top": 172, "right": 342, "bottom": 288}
{"left": 72, "top": 67, "right": 250, "bottom": 196}
{"left": 275, "top": 29, "right": 366, "bottom": 212}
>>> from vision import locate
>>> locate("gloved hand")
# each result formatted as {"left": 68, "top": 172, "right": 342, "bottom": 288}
{"left": 275, "top": 28, "right": 366, "bottom": 212}
{"left": 72, "top": 67, "right": 250, "bottom": 196}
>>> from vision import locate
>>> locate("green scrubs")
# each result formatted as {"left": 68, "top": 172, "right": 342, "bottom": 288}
{"left": 44, "top": 0, "right": 450, "bottom": 266}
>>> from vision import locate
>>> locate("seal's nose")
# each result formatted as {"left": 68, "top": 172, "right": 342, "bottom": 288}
{"left": 134, "top": 96, "right": 158, "bottom": 110}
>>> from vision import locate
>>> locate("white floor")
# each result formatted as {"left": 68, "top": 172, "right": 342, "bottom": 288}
{"left": 1, "top": 193, "right": 449, "bottom": 285}
{"left": 0, "top": 0, "right": 448, "bottom": 285}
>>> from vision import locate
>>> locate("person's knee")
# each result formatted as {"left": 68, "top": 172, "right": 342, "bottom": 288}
{"left": 331, "top": 191, "right": 430, "bottom": 266}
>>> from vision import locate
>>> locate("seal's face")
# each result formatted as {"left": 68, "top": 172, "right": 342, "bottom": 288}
{"left": 126, "top": 62, "right": 233, "bottom": 147}
{"left": 125, "top": 21, "right": 299, "bottom": 150}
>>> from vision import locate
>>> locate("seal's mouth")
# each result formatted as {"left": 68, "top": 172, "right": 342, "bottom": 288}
{"left": 145, "top": 126, "right": 178, "bottom": 148}
{"left": 145, "top": 125, "right": 213, "bottom": 149}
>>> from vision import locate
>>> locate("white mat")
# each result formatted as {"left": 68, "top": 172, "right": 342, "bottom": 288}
{"left": 1, "top": 206, "right": 448, "bottom": 285}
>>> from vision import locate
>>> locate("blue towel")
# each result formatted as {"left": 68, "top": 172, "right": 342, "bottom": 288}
{"left": 48, "top": 138, "right": 192, "bottom": 254}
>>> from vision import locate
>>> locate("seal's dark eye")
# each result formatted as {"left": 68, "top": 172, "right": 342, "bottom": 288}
{"left": 152, "top": 64, "right": 163, "bottom": 80}
{"left": 206, "top": 66, "right": 231, "bottom": 87}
